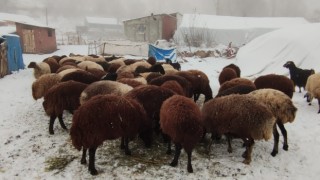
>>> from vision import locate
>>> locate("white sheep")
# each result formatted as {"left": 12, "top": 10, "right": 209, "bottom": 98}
{"left": 304, "top": 73, "right": 320, "bottom": 113}
{"left": 27, "top": 62, "right": 51, "bottom": 79}
{"left": 249, "top": 89, "right": 297, "bottom": 156}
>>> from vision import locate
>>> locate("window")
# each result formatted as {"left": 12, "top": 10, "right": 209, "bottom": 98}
{"left": 48, "top": 29, "right": 52, "bottom": 37}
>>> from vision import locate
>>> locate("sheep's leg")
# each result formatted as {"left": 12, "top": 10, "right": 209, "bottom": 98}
{"left": 166, "top": 139, "right": 172, "bottom": 155}
{"left": 242, "top": 138, "right": 254, "bottom": 164}
{"left": 88, "top": 147, "right": 98, "bottom": 175}
{"left": 124, "top": 137, "right": 131, "bottom": 155}
{"left": 170, "top": 143, "right": 182, "bottom": 167}
{"left": 271, "top": 123, "right": 279, "bottom": 156}
{"left": 226, "top": 134, "right": 233, "bottom": 153}
{"left": 186, "top": 149, "right": 193, "bottom": 173}
{"left": 49, "top": 115, "right": 56, "bottom": 135}
{"left": 81, "top": 148, "right": 87, "bottom": 164}
{"left": 277, "top": 121, "right": 288, "bottom": 151}
{"left": 57, "top": 114, "right": 67, "bottom": 130}
{"left": 193, "top": 93, "right": 199, "bottom": 102}
{"left": 317, "top": 99, "right": 320, "bottom": 114}
{"left": 120, "top": 137, "right": 125, "bottom": 150}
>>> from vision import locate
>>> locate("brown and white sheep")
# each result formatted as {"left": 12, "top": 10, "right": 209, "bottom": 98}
{"left": 201, "top": 94, "right": 276, "bottom": 164}
{"left": 249, "top": 89, "right": 297, "bottom": 156}
{"left": 27, "top": 61, "right": 51, "bottom": 79}
{"left": 70, "top": 94, "right": 148, "bottom": 175}
{"left": 31, "top": 73, "right": 62, "bottom": 100}
{"left": 160, "top": 95, "right": 203, "bottom": 173}
{"left": 79, "top": 80, "right": 133, "bottom": 105}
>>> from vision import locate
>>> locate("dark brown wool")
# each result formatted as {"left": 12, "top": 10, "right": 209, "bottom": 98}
{"left": 70, "top": 94, "right": 148, "bottom": 175}
{"left": 60, "top": 70, "right": 99, "bottom": 84}
{"left": 187, "top": 69, "right": 213, "bottom": 102}
{"left": 218, "top": 67, "right": 237, "bottom": 85}
{"left": 218, "top": 77, "right": 255, "bottom": 93}
{"left": 160, "top": 95, "right": 203, "bottom": 173}
{"left": 160, "top": 80, "right": 185, "bottom": 96}
{"left": 223, "top": 63, "right": 241, "bottom": 77}
{"left": 42, "top": 80, "right": 88, "bottom": 134}
{"left": 254, "top": 74, "right": 294, "bottom": 98}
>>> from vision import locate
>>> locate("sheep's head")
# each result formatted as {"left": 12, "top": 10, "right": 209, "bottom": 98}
{"left": 27, "top": 62, "right": 37, "bottom": 68}
{"left": 283, "top": 61, "right": 295, "bottom": 69}
{"left": 304, "top": 92, "right": 313, "bottom": 105}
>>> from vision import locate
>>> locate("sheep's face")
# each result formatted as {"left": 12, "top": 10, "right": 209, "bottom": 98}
{"left": 283, "top": 61, "right": 294, "bottom": 68}
{"left": 304, "top": 92, "right": 313, "bottom": 103}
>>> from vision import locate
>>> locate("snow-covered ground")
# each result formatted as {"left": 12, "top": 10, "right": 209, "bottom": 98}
{"left": 0, "top": 43, "right": 320, "bottom": 180}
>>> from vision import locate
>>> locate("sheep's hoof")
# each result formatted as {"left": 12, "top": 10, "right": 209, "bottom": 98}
{"left": 166, "top": 149, "right": 172, "bottom": 155}
{"left": 89, "top": 169, "right": 98, "bottom": 175}
{"left": 242, "top": 151, "right": 248, "bottom": 158}
{"left": 227, "top": 148, "right": 233, "bottom": 153}
{"left": 308, "top": 103, "right": 312, "bottom": 106}
{"left": 170, "top": 161, "right": 178, "bottom": 167}
{"left": 271, "top": 150, "right": 278, "bottom": 157}
{"left": 242, "top": 159, "right": 251, "bottom": 165}
{"left": 187, "top": 165, "right": 193, "bottom": 173}
{"left": 283, "top": 145, "right": 289, "bottom": 151}
{"left": 49, "top": 131, "right": 54, "bottom": 135}
{"left": 125, "top": 150, "right": 131, "bottom": 156}
{"left": 81, "top": 158, "right": 87, "bottom": 164}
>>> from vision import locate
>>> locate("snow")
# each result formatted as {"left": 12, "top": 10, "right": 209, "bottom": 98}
{"left": 236, "top": 23, "right": 320, "bottom": 78}
{"left": 1, "top": 41, "right": 320, "bottom": 179}
{"left": 175, "top": 14, "right": 309, "bottom": 46}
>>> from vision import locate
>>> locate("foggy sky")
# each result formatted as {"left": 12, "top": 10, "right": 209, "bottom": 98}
{"left": 1, "top": 0, "right": 320, "bottom": 31}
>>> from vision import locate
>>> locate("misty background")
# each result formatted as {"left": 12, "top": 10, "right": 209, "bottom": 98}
{"left": 1, "top": 0, "right": 320, "bottom": 32}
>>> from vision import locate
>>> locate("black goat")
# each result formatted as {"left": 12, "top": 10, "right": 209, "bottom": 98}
{"left": 283, "top": 61, "right": 315, "bottom": 92}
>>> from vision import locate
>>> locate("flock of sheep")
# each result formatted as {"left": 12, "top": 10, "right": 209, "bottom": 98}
{"left": 28, "top": 54, "right": 318, "bottom": 175}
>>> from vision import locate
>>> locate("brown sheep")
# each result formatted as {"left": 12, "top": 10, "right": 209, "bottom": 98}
{"left": 218, "top": 67, "right": 237, "bottom": 85}
{"left": 215, "top": 84, "right": 256, "bottom": 98}
{"left": 218, "top": 77, "right": 255, "bottom": 93}
{"left": 31, "top": 73, "right": 62, "bottom": 100}
{"left": 187, "top": 69, "right": 213, "bottom": 102}
{"left": 149, "top": 74, "right": 193, "bottom": 98}
{"left": 60, "top": 70, "right": 99, "bottom": 84}
{"left": 254, "top": 74, "right": 294, "bottom": 98}
{"left": 223, "top": 63, "right": 241, "bottom": 77}
{"left": 43, "top": 57, "right": 61, "bottom": 73}
{"left": 125, "top": 85, "right": 177, "bottom": 146}
{"left": 117, "top": 78, "right": 145, "bottom": 88}
{"left": 249, "top": 89, "right": 297, "bottom": 156}
{"left": 160, "top": 80, "right": 185, "bottom": 96}
{"left": 160, "top": 95, "right": 203, "bottom": 173}
{"left": 70, "top": 94, "right": 148, "bottom": 175}
{"left": 201, "top": 94, "right": 276, "bottom": 164}
{"left": 145, "top": 72, "right": 162, "bottom": 83}
{"left": 42, "top": 81, "right": 88, "bottom": 134}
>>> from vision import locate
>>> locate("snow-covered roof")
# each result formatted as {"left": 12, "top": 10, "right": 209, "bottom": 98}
{"left": 86, "top": 17, "right": 121, "bottom": 25}
{"left": 0, "top": 12, "right": 50, "bottom": 28}
{"left": 180, "top": 14, "right": 309, "bottom": 29}
{"left": 0, "top": 26, "right": 16, "bottom": 36}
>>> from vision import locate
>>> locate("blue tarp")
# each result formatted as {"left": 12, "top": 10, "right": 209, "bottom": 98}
{"left": 148, "top": 44, "right": 177, "bottom": 62}
{"left": 2, "top": 34, "right": 24, "bottom": 73}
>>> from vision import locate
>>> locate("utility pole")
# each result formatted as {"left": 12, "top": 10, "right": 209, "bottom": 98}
{"left": 46, "top": 8, "right": 48, "bottom": 26}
